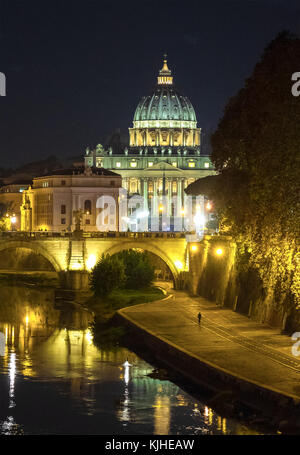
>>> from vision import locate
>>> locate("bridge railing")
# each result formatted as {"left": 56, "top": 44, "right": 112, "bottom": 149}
{"left": 0, "top": 230, "right": 190, "bottom": 240}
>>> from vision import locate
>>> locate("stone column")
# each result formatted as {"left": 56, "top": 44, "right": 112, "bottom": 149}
{"left": 153, "top": 178, "right": 158, "bottom": 214}
{"left": 143, "top": 179, "right": 148, "bottom": 208}
{"left": 167, "top": 178, "right": 172, "bottom": 216}
{"left": 123, "top": 178, "right": 129, "bottom": 191}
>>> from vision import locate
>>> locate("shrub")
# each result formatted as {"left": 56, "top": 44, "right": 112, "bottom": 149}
{"left": 115, "top": 250, "right": 154, "bottom": 289}
{"left": 90, "top": 253, "right": 125, "bottom": 297}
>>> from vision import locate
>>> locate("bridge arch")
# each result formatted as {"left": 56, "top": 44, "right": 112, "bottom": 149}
{"left": 0, "top": 240, "right": 62, "bottom": 273}
{"left": 103, "top": 241, "right": 179, "bottom": 287}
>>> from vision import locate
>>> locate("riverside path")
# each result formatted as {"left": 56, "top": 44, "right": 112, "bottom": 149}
{"left": 118, "top": 285, "right": 300, "bottom": 405}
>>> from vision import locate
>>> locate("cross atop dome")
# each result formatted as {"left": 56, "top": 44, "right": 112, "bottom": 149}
{"left": 158, "top": 55, "right": 173, "bottom": 85}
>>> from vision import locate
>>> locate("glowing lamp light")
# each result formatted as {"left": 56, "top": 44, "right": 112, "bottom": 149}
{"left": 180, "top": 209, "right": 185, "bottom": 216}
{"left": 206, "top": 202, "right": 212, "bottom": 211}
{"left": 86, "top": 254, "right": 97, "bottom": 270}
{"left": 25, "top": 316, "right": 29, "bottom": 325}
{"left": 216, "top": 248, "right": 223, "bottom": 256}
{"left": 85, "top": 329, "right": 93, "bottom": 345}
{"left": 158, "top": 204, "right": 164, "bottom": 212}
{"left": 191, "top": 245, "right": 198, "bottom": 252}
{"left": 10, "top": 216, "right": 17, "bottom": 224}
{"left": 174, "top": 260, "right": 183, "bottom": 270}
{"left": 71, "top": 262, "right": 82, "bottom": 270}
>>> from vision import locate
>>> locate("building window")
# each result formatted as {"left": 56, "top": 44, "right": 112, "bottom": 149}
{"left": 204, "top": 162, "right": 210, "bottom": 168}
{"left": 42, "top": 181, "right": 49, "bottom": 188}
{"left": 148, "top": 162, "right": 153, "bottom": 167}
{"left": 85, "top": 219, "right": 90, "bottom": 225}
{"left": 130, "top": 160, "right": 137, "bottom": 168}
{"left": 116, "top": 162, "right": 121, "bottom": 168}
{"left": 96, "top": 158, "right": 103, "bottom": 167}
{"left": 61, "top": 218, "right": 66, "bottom": 225}
{"left": 172, "top": 162, "right": 177, "bottom": 167}
{"left": 188, "top": 161, "right": 195, "bottom": 168}
{"left": 61, "top": 180, "right": 66, "bottom": 186}
{"left": 84, "top": 200, "right": 92, "bottom": 215}
{"left": 129, "top": 178, "right": 138, "bottom": 193}
{"left": 61, "top": 204, "right": 66, "bottom": 214}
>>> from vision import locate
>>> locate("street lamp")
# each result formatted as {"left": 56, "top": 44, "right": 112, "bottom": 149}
{"left": 10, "top": 215, "right": 17, "bottom": 230}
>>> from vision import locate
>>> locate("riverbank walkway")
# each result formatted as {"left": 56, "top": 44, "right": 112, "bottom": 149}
{"left": 118, "top": 285, "right": 300, "bottom": 402}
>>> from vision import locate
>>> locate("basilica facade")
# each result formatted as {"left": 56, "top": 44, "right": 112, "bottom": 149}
{"left": 84, "top": 57, "right": 216, "bottom": 231}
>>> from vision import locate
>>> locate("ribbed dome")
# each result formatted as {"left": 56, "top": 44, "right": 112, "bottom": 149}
{"left": 133, "top": 57, "right": 197, "bottom": 124}
{"left": 134, "top": 86, "right": 197, "bottom": 122}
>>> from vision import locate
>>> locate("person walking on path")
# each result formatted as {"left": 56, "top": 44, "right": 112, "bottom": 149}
{"left": 198, "top": 312, "right": 202, "bottom": 324}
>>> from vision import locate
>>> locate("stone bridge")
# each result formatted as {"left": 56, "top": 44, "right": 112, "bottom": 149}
{"left": 0, "top": 231, "right": 194, "bottom": 289}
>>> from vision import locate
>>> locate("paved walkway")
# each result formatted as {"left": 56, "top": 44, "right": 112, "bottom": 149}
{"left": 119, "top": 285, "right": 300, "bottom": 401}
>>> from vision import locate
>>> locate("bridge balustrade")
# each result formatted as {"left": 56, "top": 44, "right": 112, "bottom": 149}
{"left": 0, "top": 230, "right": 189, "bottom": 240}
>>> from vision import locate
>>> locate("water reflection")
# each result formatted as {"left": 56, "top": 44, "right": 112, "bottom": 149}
{"left": 0, "top": 283, "right": 260, "bottom": 435}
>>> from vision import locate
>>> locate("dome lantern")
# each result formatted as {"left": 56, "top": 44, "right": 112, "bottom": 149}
{"left": 157, "top": 54, "right": 173, "bottom": 85}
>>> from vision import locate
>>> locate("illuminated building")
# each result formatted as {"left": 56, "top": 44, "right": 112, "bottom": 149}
{"left": 20, "top": 166, "right": 121, "bottom": 232}
{"left": 0, "top": 182, "right": 31, "bottom": 230}
{"left": 84, "top": 57, "right": 216, "bottom": 231}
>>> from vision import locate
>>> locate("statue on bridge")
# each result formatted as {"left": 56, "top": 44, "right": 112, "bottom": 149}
{"left": 73, "top": 209, "right": 83, "bottom": 232}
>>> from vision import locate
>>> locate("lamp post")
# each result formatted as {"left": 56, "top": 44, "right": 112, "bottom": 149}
{"left": 10, "top": 215, "right": 17, "bottom": 231}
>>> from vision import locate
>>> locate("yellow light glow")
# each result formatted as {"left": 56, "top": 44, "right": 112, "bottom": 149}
{"left": 71, "top": 262, "right": 82, "bottom": 270}
{"left": 174, "top": 260, "right": 183, "bottom": 270}
{"left": 85, "top": 329, "right": 93, "bottom": 345}
{"left": 206, "top": 202, "right": 212, "bottom": 210}
{"left": 86, "top": 254, "right": 97, "bottom": 270}
{"left": 39, "top": 225, "right": 48, "bottom": 231}
{"left": 191, "top": 245, "right": 198, "bottom": 252}
{"left": 159, "top": 204, "right": 164, "bottom": 212}
{"left": 216, "top": 248, "right": 223, "bottom": 256}
{"left": 25, "top": 316, "right": 29, "bottom": 325}
{"left": 180, "top": 209, "right": 185, "bottom": 215}
{"left": 10, "top": 216, "right": 17, "bottom": 224}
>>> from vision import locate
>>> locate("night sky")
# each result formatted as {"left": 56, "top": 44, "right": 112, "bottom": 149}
{"left": 0, "top": 0, "right": 299, "bottom": 168}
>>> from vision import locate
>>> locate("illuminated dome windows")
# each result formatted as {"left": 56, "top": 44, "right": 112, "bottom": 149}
{"left": 129, "top": 57, "right": 200, "bottom": 149}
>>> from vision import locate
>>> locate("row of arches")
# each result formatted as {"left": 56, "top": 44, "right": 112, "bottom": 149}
{"left": 0, "top": 240, "right": 180, "bottom": 287}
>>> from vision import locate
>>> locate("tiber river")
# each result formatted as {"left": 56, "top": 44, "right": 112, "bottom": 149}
{"left": 0, "top": 283, "right": 259, "bottom": 435}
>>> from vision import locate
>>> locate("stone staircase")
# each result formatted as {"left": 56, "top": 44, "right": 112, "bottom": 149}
{"left": 68, "top": 240, "right": 85, "bottom": 270}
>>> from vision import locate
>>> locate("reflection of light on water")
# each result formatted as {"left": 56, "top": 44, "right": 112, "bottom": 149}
{"left": 119, "top": 387, "right": 130, "bottom": 423}
{"left": 124, "top": 367, "right": 130, "bottom": 385}
{"left": 176, "top": 393, "right": 187, "bottom": 407}
{"left": 117, "top": 359, "right": 133, "bottom": 424}
{"left": 222, "top": 417, "right": 227, "bottom": 434}
{"left": 9, "top": 352, "right": 16, "bottom": 409}
{"left": 1, "top": 416, "right": 17, "bottom": 435}
{"left": 153, "top": 394, "right": 171, "bottom": 435}
{"left": 209, "top": 407, "right": 213, "bottom": 426}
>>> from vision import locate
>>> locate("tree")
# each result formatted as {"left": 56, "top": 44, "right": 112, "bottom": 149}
{"left": 209, "top": 31, "right": 300, "bottom": 317}
{"left": 116, "top": 249, "right": 154, "bottom": 288}
{"left": 90, "top": 253, "right": 126, "bottom": 297}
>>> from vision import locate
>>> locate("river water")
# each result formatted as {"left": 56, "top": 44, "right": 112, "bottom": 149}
{"left": 0, "top": 284, "right": 258, "bottom": 435}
